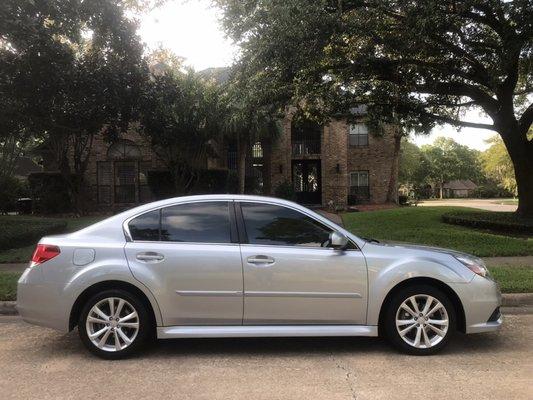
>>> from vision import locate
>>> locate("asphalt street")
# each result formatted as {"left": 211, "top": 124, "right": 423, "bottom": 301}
{"left": 0, "top": 313, "right": 532, "bottom": 400}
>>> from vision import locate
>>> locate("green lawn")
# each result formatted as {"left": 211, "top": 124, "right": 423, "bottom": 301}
{"left": 490, "top": 266, "right": 533, "bottom": 293}
{"left": 0, "top": 216, "right": 103, "bottom": 263}
{"left": 0, "top": 272, "right": 20, "bottom": 301}
{"left": 1, "top": 266, "right": 531, "bottom": 301}
{"left": 342, "top": 207, "right": 533, "bottom": 257}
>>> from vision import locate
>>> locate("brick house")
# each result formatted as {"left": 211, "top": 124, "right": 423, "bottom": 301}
{"left": 57, "top": 105, "right": 398, "bottom": 211}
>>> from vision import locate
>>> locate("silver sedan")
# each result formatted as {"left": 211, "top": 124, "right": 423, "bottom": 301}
{"left": 17, "top": 195, "right": 501, "bottom": 359}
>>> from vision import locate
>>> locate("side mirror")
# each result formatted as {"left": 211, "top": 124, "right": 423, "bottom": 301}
{"left": 329, "top": 231, "right": 349, "bottom": 250}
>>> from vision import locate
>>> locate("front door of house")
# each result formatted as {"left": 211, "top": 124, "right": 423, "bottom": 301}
{"left": 114, "top": 161, "right": 137, "bottom": 203}
{"left": 292, "top": 160, "right": 321, "bottom": 204}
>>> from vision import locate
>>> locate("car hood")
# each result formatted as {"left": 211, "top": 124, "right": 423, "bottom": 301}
{"left": 369, "top": 240, "right": 481, "bottom": 261}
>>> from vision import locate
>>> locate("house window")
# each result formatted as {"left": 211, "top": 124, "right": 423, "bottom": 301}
{"left": 348, "top": 171, "right": 370, "bottom": 204}
{"left": 97, "top": 140, "right": 154, "bottom": 205}
{"left": 349, "top": 123, "right": 369, "bottom": 147}
{"left": 292, "top": 119, "right": 321, "bottom": 155}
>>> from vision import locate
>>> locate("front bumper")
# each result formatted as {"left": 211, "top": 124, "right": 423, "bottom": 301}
{"left": 451, "top": 274, "right": 502, "bottom": 334}
{"left": 16, "top": 267, "right": 70, "bottom": 332}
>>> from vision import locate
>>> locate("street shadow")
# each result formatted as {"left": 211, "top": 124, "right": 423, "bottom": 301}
{"left": 31, "top": 324, "right": 509, "bottom": 360}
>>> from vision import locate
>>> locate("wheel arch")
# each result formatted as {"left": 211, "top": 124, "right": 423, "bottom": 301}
{"left": 377, "top": 277, "right": 466, "bottom": 335}
{"left": 69, "top": 280, "right": 158, "bottom": 332}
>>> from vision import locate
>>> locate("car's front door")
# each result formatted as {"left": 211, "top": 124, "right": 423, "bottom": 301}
{"left": 124, "top": 201, "right": 243, "bottom": 326}
{"left": 238, "top": 201, "right": 368, "bottom": 325}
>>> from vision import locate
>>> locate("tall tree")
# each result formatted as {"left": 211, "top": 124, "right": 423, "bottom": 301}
{"left": 218, "top": 68, "right": 282, "bottom": 194}
{"left": 480, "top": 135, "right": 518, "bottom": 195}
{"left": 140, "top": 68, "right": 220, "bottom": 194}
{"left": 215, "top": 0, "right": 533, "bottom": 216}
{"left": 399, "top": 140, "right": 431, "bottom": 193}
{"left": 421, "top": 137, "right": 483, "bottom": 198}
{"left": 0, "top": 0, "right": 149, "bottom": 212}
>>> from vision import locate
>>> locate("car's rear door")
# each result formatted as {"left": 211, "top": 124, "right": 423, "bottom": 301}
{"left": 237, "top": 201, "right": 367, "bottom": 325}
{"left": 124, "top": 200, "right": 243, "bottom": 326}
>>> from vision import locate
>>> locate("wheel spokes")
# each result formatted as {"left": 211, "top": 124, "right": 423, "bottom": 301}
{"left": 115, "top": 299, "right": 125, "bottom": 318}
{"left": 120, "top": 311, "right": 138, "bottom": 323}
{"left": 97, "top": 328, "right": 112, "bottom": 348}
{"left": 87, "top": 297, "right": 139, "bottom": 352}
{"left": 395, "top": 294, "right": 449, "bottom": 349}
{"left": 93, "top": 306, "right": 109, "bottom": 321}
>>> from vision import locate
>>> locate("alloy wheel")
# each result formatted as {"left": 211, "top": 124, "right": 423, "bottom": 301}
{"left": 85, "top": 297, "right": 140, "bottom": 352}
{"left": 395, "top": 294, "right": 449, "bottom": 349}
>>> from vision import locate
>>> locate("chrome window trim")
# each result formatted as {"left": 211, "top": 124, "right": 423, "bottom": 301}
{"left": 122, "top": 197, "right": 360, "bottom": 250}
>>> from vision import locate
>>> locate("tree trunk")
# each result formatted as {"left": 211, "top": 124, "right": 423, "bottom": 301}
{"left": 500, "top": 127, "right": 533, "bottom": 217}
{"left": 439, "top": 183, "right": 443, "bottom": 199}
{"left": 237, "top": 136, "right": 248, "bottom": 194}
{"left": 386, "top": 132, "right": 402, "bottom": 203}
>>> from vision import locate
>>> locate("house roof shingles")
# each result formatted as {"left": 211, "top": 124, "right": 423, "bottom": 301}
{"left": 443, "top": 179, "right": 478, "bottom": 190}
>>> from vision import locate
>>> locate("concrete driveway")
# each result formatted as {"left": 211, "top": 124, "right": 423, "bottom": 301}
{"left": 418, "top": 198, "right": 518, "bottom": 212}
{"left": 1, "top": 313, "right": 532, "bottom": 400}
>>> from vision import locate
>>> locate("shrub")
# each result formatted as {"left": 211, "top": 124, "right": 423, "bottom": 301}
{"left": 146, "top": 170, "right": 174, "bottom": 200}
{"left": 193, "top": 169, "right": 237, "bottom": 194}
{"left": 274, "top": 180, "right": 297, "bottom": 201}
{"left": 147, "top": 169, "right": 240, "bottom": 200}
{"left": 0, "top": 216, "right": 67, "bottom": 251}
{"left": 442, "top": 211, "right": 533, "bottom": 235}
{"left": 398, "top": 195, "right": 409, "bottom": 205}
{"left": 0, "top": 176, "right": 29, "bottom": 214}
{"left": 28, "top": 172, "right": 72, "bottom": 214}
{"left": 472, "top": 183, "right": 513, "bottom": 198}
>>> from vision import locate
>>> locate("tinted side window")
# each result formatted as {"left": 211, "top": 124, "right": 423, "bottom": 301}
{"left": 241, "top": 203, "right": 332, "bottom": 247}
{"left": 161, "top": 202, "right": 231, "bottom": 243}
{"left": 129, "top": 210, "right": 160, "bottom": 241}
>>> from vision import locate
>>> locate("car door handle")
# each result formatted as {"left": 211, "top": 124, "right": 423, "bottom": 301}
{"left": 136, "top": 252, "right": 165, "bottom": 263}
{"left": 247, "top": 255, "right": 275, "bottom": 265}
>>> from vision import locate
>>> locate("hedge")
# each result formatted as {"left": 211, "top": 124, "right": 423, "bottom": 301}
{"left": 442, "top": 211, "right": 533, "bottom": 235}
{"left": 27, "top": 172, "right": 72, "bottom": 214}
{"left": 0, "top": 217, "right": 67, "bottom": 251}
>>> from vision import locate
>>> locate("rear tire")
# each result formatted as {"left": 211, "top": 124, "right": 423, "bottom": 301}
{"left": 383, "top": 284, "right": 456, "bottom": 355}
{"left": 78, "top": 289, "right": 151, "bottom": 359}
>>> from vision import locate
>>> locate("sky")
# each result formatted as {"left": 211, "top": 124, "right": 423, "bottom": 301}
{"left": 139, "top": 0, "right": 496, "bottom": 151}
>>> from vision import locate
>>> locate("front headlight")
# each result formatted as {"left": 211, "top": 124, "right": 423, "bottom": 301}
{"left": 455, "top": 255, "right": 491, "bottom": 278}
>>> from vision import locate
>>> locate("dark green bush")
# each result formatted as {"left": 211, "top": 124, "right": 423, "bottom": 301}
{"left": 472, "top": 183, "right": 513, "bottom": 199}
{"left": 193, "top": 169, "right": 237, "bottom": 194}
{"left": 0, "top": 176, "right": 29, "bottom": 214}
{"left": 0, "top": 216, "right": 67, "bottom": 251}
{"left": 274, "top": 180, "right": 297, "bottom": 201}
{"left": 146, "top": 170, "right": 175, "bottom": 200}
{"left": 28, "top": 172, "right": 72, "bottom": 214}
{"left": 442, "top": 211, "right": 533, "bottom": 235}
{"left": 398, "top": 195, "right": 408, "bottom": 205}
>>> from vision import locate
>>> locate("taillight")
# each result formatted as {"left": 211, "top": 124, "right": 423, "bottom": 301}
{"left": 30, "top": 244, "right": 60, "bottom": 267}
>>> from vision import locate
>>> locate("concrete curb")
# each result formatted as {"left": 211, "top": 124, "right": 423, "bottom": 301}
{"left": 501, "top": 293, "right": 533, "bottom": 307}
{"left": 0, "top": 301, "right": 17, "bottom": 315}
{"left": 2, "top": 293, "right": 533, "bottom": 316}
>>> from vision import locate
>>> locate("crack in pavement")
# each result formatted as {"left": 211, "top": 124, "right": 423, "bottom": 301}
{"left": 336, "top": 362, "right": 357, "bottom": 400}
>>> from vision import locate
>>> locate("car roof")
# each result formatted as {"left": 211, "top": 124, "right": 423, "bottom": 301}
{"left": 60, "top": 194, "right": 365, "bottom": 248}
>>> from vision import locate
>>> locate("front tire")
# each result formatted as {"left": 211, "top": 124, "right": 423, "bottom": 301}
{"left": 383, "top": 284, "right": 456, "bottom": 355}
{"left": 78, "top": 289, "right": 150, "bottom": 359}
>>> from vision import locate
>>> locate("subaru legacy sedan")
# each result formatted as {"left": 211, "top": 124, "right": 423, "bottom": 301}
{"left": 17, "top": 195, "right": 501, "bottom": 359}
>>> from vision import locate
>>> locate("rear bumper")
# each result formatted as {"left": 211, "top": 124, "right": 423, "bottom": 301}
{"left": 16, "top": 268, "right": 69, "bottom": 333}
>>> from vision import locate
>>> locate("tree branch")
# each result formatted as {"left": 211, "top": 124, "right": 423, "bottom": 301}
{"left": 423, "top": 112, "right": 495, "bottom": 130}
